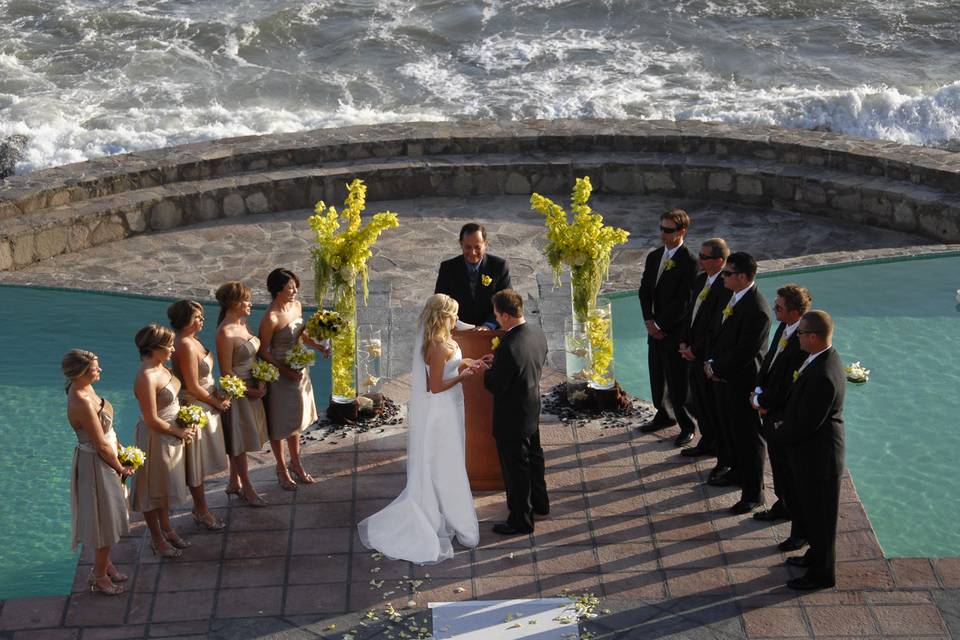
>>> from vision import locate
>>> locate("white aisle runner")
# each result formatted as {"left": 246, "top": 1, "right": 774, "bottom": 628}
{"left": 430, "top": 599, "right": 580, "bottom": 639}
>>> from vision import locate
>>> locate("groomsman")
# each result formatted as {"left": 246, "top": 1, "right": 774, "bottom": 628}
{"left": 704, "top": 252, "right": 771, "bottom": 514}
{"left": 678, "top": 238, "right": 732, "bottom": 458}
{"left": 751, "top": 285, "right": 811, "bottom": 552}
{"left": 637, "top": 209, "right": 699, "bottom": 446}
{"left": 775, "top": 310, "right": 845, "bottom": 590}
{"left": 435, "top": 223, "right": 512, "bottom": 329}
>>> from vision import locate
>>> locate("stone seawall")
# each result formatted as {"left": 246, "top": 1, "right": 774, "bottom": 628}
{"left": 2, "top": 119, "right": 959, "bottom": 271}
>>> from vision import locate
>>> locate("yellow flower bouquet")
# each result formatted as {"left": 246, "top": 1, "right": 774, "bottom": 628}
{"left": 251, "top": 360, "right": 280, "bottom": 383}
{"left": 117, "top": 445, "right": 146, "bottom": 472}
{"left": 219, "top": 374, "right": 246, "bottom": 399}
{"left": 305, "top": 309, "right": 345, "bottom": 341}
{"left": 283, "top": 343, "right": 316, "bottom": 370}
{"left": 177, "top": 404, "right": 208, "bottom": 429}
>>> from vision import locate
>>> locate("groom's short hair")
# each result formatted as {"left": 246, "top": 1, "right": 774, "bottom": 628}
{"left": 492, "top": 289, "right": 523, "bottom": 318}
{"left": 459, "top": 222, "right": 487, "bottom": 241}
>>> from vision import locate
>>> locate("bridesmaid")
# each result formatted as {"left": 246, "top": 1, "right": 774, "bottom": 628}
{"left": 258, "top": 268, "right": 324, "bottom": 490}
{"left": 63, "top": 349, "right": 133, "bottom": 596}
{"left": 168, "top": 300, "right": 230, "bottom": 529}
{"left": 215, "top": 281, "right": 268, "bottom": 506}
{"left": 128, "top": 324, "right": 194, "bottom": 558}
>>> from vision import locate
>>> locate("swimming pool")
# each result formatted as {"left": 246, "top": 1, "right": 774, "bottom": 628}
{"left": 612, "top": 253, "right": 960, "bottom": 558}
{"left": 0, "top": 285, "right": 332, "bottom": 601}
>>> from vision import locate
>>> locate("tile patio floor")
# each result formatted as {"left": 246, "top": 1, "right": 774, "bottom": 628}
{"left": 2, "top": 372, "right": 958, "bottom": 639}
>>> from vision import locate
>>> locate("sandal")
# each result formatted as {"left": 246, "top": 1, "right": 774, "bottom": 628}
{"left": 191, "top": 511, "right": 226, "bottom": 530}
{"left": 162, "top": 529, "right": 192, "bottom": 549}
{"left": 239, "top": 491, "right": 268, "bottom": 508}
{"left": 276, "top": 468, "right": 297, "bottom": 491}
{"left": 225, "top": 486, "right": 242, "bottom": 498}
{"left": 290, "top": 468, "right": 316, "bottom": 484}
{"left": 90, "top": 574, "right": 124, "bottom": 596}
{"left": 105, "top": 564, "right": 129, "bottom": 582}
{"left": 150, "top": 540, "right": 183, "bottom": 558}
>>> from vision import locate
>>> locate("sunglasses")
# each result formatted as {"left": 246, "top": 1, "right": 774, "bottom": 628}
{"left": 720, "top": 270, "right": 740, "bottom": 277}
{"left": 659, "top": 226, "right": 680, "bottom": 234}
{"left": 698, "top": 253, "right": 720, "bottom": 260}
{"left": 796, "top": 329, "right": 820, "bottom": 336}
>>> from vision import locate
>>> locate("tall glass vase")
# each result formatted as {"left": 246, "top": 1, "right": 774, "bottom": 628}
{"left": 357, "top": 325, "right": 384, "bottom": 412}
{"left": 587, "top": 297, "right": 615, "bottom": 390}
{"left": 564, "top": 317, "right": 590, "bottom": 404}
{"left": 330, "top": 280, "right": 357, "bottom": 404}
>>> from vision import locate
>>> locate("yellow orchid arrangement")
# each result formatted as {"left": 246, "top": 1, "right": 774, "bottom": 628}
{"left": 586, "top": 309, "right": 614, "bottom": 388}
{"left": 531, "top": 176, "right": 629, "bottom": 323}
{"left": 308, "top": 179, "right": 399, "bottom": 400}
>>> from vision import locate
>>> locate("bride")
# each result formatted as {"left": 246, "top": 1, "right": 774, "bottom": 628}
{"left": 358, "top": 294, "right": 482, "bottom": 563}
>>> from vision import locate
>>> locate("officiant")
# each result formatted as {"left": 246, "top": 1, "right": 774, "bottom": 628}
{"left": 435, "top": 223, "right": 512, "bottom": 329}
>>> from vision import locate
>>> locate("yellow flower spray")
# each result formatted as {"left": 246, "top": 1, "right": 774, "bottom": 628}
{"left": 308, "top": 179, "right": 399, "bottom": 399}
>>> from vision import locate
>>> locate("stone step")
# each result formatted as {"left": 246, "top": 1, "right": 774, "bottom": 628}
{"left": 2, "top": 150, "right": 959, "bottom": 271}
{"left": 2, "top": 120, "right": 959, "bottom": 222}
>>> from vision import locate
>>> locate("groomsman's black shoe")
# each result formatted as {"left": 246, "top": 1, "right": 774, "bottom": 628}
{"left": 729, "top": 500, "right": 763, "bottom": 515}
{"left": 492, "top": 523, "right": 533, "bottom": 536}
{"left": 707, "top": 467, "right": 739, "bottom": 487}
{"left": 778, "top": 536, "right": 808, "bottom": 552}
{"left": 638, "top": 418, "right": 677, "bottom": 433}
{"left": 785, "top": 554, "right": 814, "bottom": 568}
{"left": 787, "top": 575, "right": 834, "bottom": 590}
{"left": 753, "top": 503, "right": 789, "bottom": 522}
{"left": 673, "top": 431, "right": 695, "bottom": 447}
{"left": 533, "top": 508, "right": 550, "bottom": 518}
{"left": 680, "top": 444, "right": 716, "bottom": 458}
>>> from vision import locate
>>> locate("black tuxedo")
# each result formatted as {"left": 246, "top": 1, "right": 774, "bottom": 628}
{"left": 682, "top": 272, "right": 732, "bottom": 451}
{"left": 707, "top": 285, "right": 771, "bottom": 502}
{"left": 776, "top": 348, "right": 846, "bottom": 583}
{"left": 638, "top": 244, "right": 698, "bottom": 432}
{"left": 755, "top": 323, "right": 807, "bottom": 532}
{"left": 435, "top": 254, "right": 511, "bottom": 327}
{"left": 483, "top": 322, "right": 549, "bottom": 531}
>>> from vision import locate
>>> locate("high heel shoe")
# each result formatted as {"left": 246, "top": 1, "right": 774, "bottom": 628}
{"left": 239, "top": 491, "right": 268, "bottom": 508}
{"left": 191, "top": 511, "right": 226, "bottom": 531}
{"left": 162, "top": 529, "right": 192, "bottom": 549}
{"left": 276, "top": 468, "right": 297, "bottom": 491}
{"left": 150, "top": 540, "right": 183, "bottom": 559}
{"left": 290, "top": 468, "right": 316, "bottom": 484}
{"left": 105, "top": 564, "right": 129, "bottom": 582}
{"left": 225, "top": 486, "right": 242, "bottom": 498}
{"left": 90, "top": 574, "right": 124, "bottom": 596}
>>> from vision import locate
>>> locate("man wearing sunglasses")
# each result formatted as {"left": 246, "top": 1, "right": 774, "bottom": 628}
{"left": 637, "top": 209, "right": 699, "bottom": 447}
{"left": 703, "top": 252, "right": 771, "bottom": 515}
{"left": 678, "top": 238, "right": 732, "bottom": 458}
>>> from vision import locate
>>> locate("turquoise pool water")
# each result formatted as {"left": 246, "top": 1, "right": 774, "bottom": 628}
{"left": 612, "top": 254, "right": 960, "bottom": 558}
{"left": 0, "top": 286, "right": 332, "bottom": 601}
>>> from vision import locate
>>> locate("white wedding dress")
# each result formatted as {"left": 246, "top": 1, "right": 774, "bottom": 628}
{"left": 357, "top": 333, "right": 479, "bottom": 563}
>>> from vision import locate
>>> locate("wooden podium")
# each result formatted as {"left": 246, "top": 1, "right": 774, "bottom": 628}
{"left": 453, "top": 328, "right": 505, "bottom": 492}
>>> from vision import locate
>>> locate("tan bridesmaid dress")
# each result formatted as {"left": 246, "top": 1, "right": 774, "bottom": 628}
{"left": 267, "top": 318, "right": 318, "bottom": 440}
{"left": 70, "top": 398, "right": 130, "bottom": 550}
{"left": 128, "top": 375, "right": 190, "bottom": 512}
{"left": 222, "top": 336, "right": 268, "bottom": 456}
{"left": 174, "top": 350, "right": 228, "bottom": 487}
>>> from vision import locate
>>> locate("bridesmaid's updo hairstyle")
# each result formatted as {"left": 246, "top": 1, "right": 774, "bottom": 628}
{"left": 135, "top": 324, "right": 174, "bottom": 359}
{"left": 419, "top": 293, "right": 459, "bottom": 357}
{"left": 266, "top": 268, "right": 300, "bottom": 299}
{"left": 167, "top": 299, "right": 204, "bottom": 331}
{"left": 61, "top": 349, "right": 98, "bottom": 392}
{"left": 215, "top": 281, "right": 252, "bottom": 326}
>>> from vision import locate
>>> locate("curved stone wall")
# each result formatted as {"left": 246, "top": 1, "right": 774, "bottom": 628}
{"left": 1, "top": 119, "right": 959, "bottom": 271}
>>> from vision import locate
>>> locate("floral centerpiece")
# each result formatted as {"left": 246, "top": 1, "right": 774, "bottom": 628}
{"left": 251, "top": 360, "right": 279, "bottom": 383}
{"left": 308, "top": 178, "right": 399, "bottom": 404}
{"left": 531, "top": 176, "right": 629, "bottom": 324}
{"left": 219, "top": 374, "right": 246, "bottom": 399}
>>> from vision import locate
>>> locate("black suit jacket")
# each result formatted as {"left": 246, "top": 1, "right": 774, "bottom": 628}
{"left": 707, "top": 285, "right": 772, "bottom": 386}
{"left": 755, "top": 322, "right": 806, "bottom": 420}
{"left": 435, "top": 254, "right": 511, "bottom": 327}
{"left": 638, "top": 244, "right": 698, "bottom": 336}
{"left": 682, "top": 272, "right": 732, "bottom": 362}
{"left": 483, "top": 322, "right": 548, "bottom": 441}
{"left": 776, "top": 348, "right": 846, "bottom": 478}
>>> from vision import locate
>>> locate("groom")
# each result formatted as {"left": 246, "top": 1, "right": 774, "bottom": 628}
{"left": 481, "top": 289, "right": 549, "bottom": 535}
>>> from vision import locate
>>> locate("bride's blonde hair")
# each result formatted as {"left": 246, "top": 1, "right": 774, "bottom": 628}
{"left": 419, "top": 294, "right": 459, "bottom": 357}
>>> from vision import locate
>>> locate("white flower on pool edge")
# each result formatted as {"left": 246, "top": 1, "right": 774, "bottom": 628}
{"left": 844, "top": 361, "right": 870, "bottom": 382}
